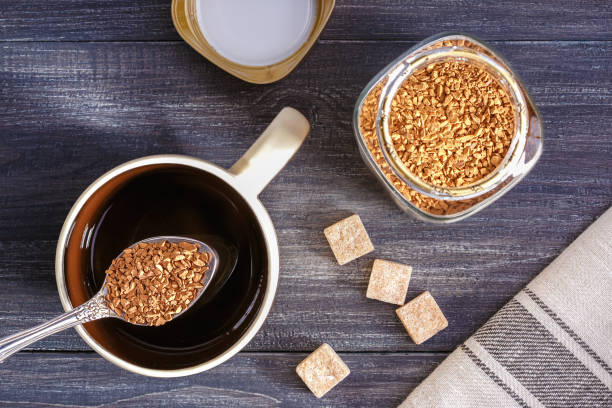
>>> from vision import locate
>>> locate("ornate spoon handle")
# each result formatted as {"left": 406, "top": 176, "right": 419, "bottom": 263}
{"left": 0, "top": 291, "right": 114, "bottom": 363}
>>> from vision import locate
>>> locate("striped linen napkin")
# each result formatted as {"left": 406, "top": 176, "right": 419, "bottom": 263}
{"left": 400, "top": 207, "right": 612, "bottom": 408}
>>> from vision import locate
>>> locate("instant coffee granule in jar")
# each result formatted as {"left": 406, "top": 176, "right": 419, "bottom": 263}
{"left": 359, "top": 80, "right": 480, "bottom": 215}
{"left": 358, "top": 57, "right": 515, "bottom": 215}
{"left": 354, "top": 34, "right": 543, "bottom": 222}
{"left": 104, "top": 241, "right": 210, "bottom": 326}
{"left": 388, "top": 61, "right": 515, "bottom": 188}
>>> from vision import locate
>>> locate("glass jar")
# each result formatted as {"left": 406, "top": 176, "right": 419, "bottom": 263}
{"left": 171, "top": 0, "right": 335, "bottom": 84}
{"left": 353, "top": 33, "right": 543, "bottom": 223}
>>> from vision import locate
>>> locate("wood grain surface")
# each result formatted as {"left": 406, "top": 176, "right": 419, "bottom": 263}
{"left": 0, "top": 352, "right": 445, "bottom": 408}
{"left": 1, "top": 1, "right": 611, "bottom": 41}
{"left": 0, "top": 0, "right": 611, "bottom": 406}
{"left": 0, "top": 352, "right": 445, "bottom": 407}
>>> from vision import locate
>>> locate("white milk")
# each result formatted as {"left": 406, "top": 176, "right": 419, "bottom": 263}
{"left": 196, "top": 0, "right": 317, "bottom": 67}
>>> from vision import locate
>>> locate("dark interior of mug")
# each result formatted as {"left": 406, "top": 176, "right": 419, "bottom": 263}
{"left": 63, "top": 164, "right": 268, "bottom": 370}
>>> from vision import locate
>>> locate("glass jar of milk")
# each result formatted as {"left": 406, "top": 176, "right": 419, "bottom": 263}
{"left": 172, "top": 0, "right": 335, "bottom": 83}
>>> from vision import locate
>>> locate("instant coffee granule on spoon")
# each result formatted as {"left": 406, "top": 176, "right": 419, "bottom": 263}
{"left": 104, "top": 241, "right": 210, "bottom": 326}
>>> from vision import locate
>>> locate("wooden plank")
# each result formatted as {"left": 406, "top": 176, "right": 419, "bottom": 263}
{"left": 0, "top": 0, "right": 611, "bottom": 42}
{"left": 0, "top": 40, "right": 610, "bottom": 352}
{"left": 0, "top": 351, "right": 445, "bottom": 407}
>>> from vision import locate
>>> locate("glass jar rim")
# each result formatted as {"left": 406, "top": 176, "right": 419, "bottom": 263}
{"left": 375, "top": 45, "right": 529, "bottom": 200}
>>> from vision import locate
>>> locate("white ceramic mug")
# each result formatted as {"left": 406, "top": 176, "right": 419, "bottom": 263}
{"left": 54, "top": 107, "right": 309, "bottom": 377}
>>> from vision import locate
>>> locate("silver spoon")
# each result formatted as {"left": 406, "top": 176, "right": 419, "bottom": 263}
{"left": 0, "top": 236, "right": 219, "bottom": 363}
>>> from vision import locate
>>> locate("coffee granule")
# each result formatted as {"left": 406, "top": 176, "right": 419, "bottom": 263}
{"left": 359, "top": 61, "right": 513, "bottom": 215}
{"left": 360, "top": 80, "right": 476, "bottom": 215}
{"left": 389, "top": 61, "right": 515, "bottom": 187}
{"left": 104, "top": 241, "right": 210, "bottom": 326}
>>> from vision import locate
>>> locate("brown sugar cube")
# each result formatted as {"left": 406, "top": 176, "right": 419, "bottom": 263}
{"left": 396, "top": 291, "right": 448, "bottom": 344}
{"left": 324, "top": 214, "right": 374, "bottom": 265}
{"left": 366, "top": 259, "right": 412, "bottom": 305}
{"left": 296, "top": 343, "right": 350, "bottom": 398}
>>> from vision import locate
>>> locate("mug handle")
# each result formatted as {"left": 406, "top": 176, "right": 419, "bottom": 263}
{"left": 229, "top": 107, "right": 310, "bottom": 197}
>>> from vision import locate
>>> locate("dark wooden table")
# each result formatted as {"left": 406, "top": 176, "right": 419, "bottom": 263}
{"left": 0, "top": 1, "right": 610, "bottom": 406}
